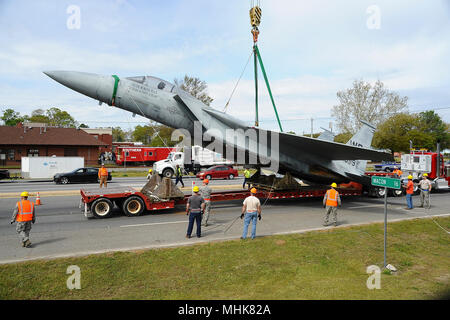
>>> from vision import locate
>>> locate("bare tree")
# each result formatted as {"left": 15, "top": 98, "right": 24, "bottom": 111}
{"left": 332, "top": 80, "right": 408, "bottom": 134}
{"left": 174, "top": 75, "right": 214, "bottom": 106}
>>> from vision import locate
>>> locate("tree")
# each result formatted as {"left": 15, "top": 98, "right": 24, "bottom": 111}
{"left": 131, "top": 124, "right": 180, "bottom": 147}
{"left": 174, "top": 75, "right": 214, "bottom": 106}
{"left": 112, "top": 127, "right": 127, "bottom": 142}
{"left": 417, "top": 110, "right": 450, "bottom": 150}
{"left": 332, "top": 80, "right": 408, "bottom": 134}
{"left": 29, "top": 109, "right": 50, "bottom": 123}
{"left": 372, "top": 113, "right": 433, "bottom": 153}
{"left": 334, "top": 132, "right": 353, "bottom": 144}
{"left": 78, "top": 123, "right": 89, "bottom": 128}
{"left": 1, "top": 108, "right": 27, "bottom": 126}
{"left": 46, "top": 107, "right": 77, "bottom": 127}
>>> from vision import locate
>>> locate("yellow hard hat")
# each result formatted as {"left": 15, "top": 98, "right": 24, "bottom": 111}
{"left": 250, "top": 188, "right": 257, "bottom": 194}
{"left": 408, "top": 175, "right": 413, "bottom": 179}
{"left": 193, "top": 186, "right": 199, "bottom": 192}
{"left": 423, "top": 173, "right": 428, "bottom": 177}
{"left": 20, "top": 191, "right": 29, "bottom": 197}
{"left": 331, "top": 183, "right": 337, "bottom": 188}
{"left": 148, "top": 169, "right": 152, "bottom": 173}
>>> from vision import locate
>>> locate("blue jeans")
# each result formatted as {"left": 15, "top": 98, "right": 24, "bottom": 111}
{"left": 187, "top": 211, "right": 202, "bottom": 237}
{"left": 406, "top": 194, "right": 413, "bottom": 209}
{"left": 242, "top": 211, "right": 258, "bottom": 239}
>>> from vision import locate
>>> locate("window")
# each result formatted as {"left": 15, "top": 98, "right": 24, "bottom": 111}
{"left": 148, "top": 152, "right": 153, "bottom": 156}
{"left": 27, "top": 149, "right": 39, "bottom": 157}
{"left": 8, "top": 149, "right": 15, "bottom": 160}
{"left": 64, "top": 148, "right": 78, "bottom": 156}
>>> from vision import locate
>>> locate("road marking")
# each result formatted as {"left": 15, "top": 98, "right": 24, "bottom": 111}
{"left": 347, "top": 204, "right": 384, "bottom": 209}
{"left": 120, "top": 221, "right": 186, "bottom": 228}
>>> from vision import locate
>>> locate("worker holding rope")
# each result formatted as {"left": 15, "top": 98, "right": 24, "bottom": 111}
{"left": 240, "top": 188, "right": 262, "bottom": 239}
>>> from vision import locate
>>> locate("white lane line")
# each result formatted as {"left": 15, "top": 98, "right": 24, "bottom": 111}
{"left": 347, "top": 204, "right": 384, "bottom": 209}
{"left": 120, "top": 221, "right": 186, "bottom": 228}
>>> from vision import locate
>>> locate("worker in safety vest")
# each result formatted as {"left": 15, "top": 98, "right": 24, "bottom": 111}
{"left": 323, "top": 183, "right": 341, "bottom": 227}
{"left": 10, "top": 191, "right": 35, "bottom": 248}
{"left": 200, "top": 179, "right": 212, "bottom": 227}
{"left": 418, "top": 173, "right": 432, "bottom": 208}
{"left": 393, "top": 167, "right": 403, "bottom": 178}
{"left": 243, "top": 168, "right": 251, "bottom": 189}
{"left": 98, "top": 164, "right": 109, "bottom": 188}
{"left": 175, "top": 164, "right": 184, "bottom": 188}
{"left": 404, "top": 175, "right": 415, "bottom": 210}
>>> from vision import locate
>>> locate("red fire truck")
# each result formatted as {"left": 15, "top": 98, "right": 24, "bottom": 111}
{"left": 115, "top": 147, "right": 177, "bottom": 166}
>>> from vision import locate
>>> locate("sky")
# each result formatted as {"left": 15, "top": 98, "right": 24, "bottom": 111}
{"left": 0, "top": 0, "right": 449, "bottom": 135}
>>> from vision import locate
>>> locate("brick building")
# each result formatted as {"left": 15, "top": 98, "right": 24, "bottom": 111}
{"left": 0, "top": 123, "right": 108, "bottom": 166}
{"left": 81, "top": 128, "right": 113, "bottom": 153}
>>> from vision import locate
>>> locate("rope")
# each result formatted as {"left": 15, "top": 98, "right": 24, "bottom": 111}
{"left": 223, "top": 50, "right": 254, "bottom": 113}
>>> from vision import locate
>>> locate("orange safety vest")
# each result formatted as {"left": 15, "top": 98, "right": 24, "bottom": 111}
{"left": 98, "top": 167, "right": 108, "bottom": 177}
{"left": 16, "top": 200, "right": 34, "bottom": 222}
{"left": 326, "top": 189, "right": 339, "bottom": 207}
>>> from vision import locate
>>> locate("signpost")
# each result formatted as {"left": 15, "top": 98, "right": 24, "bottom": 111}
{"left": 371, "top": 176, "right": 401, "bottom": 270}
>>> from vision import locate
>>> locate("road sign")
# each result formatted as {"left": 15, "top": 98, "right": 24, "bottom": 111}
{"left": 371, "top": 176, "right": 401, "bottom": 189}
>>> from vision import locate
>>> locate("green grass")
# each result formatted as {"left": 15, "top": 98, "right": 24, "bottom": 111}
{"left": 111, "top": 171, "right": 149, "bottom": 177}
{"left": 0, "top": 217, "right": 448, "bottom": 300}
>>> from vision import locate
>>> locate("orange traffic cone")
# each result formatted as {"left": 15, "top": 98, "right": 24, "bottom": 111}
{"left": 35, "top": 192, "right": 41, "bottom": 206}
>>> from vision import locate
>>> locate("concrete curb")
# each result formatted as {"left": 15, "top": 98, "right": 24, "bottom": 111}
{"left": 1, "top": 213, "right": 448, "bottom": 265}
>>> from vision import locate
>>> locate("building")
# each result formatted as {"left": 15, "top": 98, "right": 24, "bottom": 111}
{"left": 81, "top": 128, "right": 113, "bottom": 153}
{"left": 0, "top": 123, "right": 108, "bottom": 166}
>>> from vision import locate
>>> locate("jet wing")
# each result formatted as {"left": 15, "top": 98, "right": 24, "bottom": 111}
{"left": 257, "top": 128, "right": 393, "bottom": 162}
{"left": 174, "top": 88, "right": 249, "bottom": 129}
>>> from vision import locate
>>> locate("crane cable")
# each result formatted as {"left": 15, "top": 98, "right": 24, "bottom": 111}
{"left": 223, "top": 50, "right": 254, "bottom": 113}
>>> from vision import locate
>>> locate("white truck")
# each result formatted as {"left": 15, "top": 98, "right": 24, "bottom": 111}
{"left": 153, "top": 146, "right": 234, "bottom": 178}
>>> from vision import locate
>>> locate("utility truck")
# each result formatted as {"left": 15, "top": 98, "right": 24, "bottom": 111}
{"left": 152, "top": 146, "right": 233, "bottom": 178}
{"left": 401, "top": 148, "right": 450, "bottom": 192}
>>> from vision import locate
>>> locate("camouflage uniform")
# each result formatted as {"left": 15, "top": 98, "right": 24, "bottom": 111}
{"left": 200, "top": 185, "right": 212, "bottom": 226}
{"left": 323, "top": 190, "right": 341, "bottom": 226}
{"left": 418, "top": 178, "right": 432, "bottom": 208}
{"left": 11, "top": 201, "right": 35, "bottom": 247}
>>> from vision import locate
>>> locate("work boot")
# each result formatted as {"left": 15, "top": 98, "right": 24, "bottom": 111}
{"left": 185, "top": 235, "right": 191, "bottom": 239}
{"left": 334, "top": 222, "right": 338, "bottom": 227}
{"left": 24, "top": 240, "right": 32, "bottom": 248}
{"left": 21, "top": 241, "right": 26, "bottom": 247}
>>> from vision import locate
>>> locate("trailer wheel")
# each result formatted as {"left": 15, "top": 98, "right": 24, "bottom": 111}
{"left": 162, "top": 168, "right": 174, "bottom": 178}
{"left": 391, "top": 189, "right": 403, "bottom": 197}
{"left": 369, "top": 187, "right": 385, "bottom": 198}
{"left": 91, "top": 198, "right": 113, "bottom": 218}
{"left": 123, "top": 196, "right": 145, "bottom": 217}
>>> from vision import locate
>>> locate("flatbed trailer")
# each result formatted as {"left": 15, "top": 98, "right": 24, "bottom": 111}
{"left": 80, "top": 184, "right": 364, "bottom": 219}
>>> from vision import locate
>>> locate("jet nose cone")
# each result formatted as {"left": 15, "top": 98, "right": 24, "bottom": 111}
{"left": 43, "top": 71, "right": 111, "bottom": 103}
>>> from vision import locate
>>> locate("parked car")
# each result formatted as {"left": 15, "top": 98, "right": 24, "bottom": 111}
{"left": 196, "top": 165, "right": 238, "bottom": 180}
{"left": 0, "top": 169, "right": 10, "bottom": 180}
{"left": 374, "top": 162, "right": 401, "bottom": 172}
{"left": 54, "top": 167, "right": 112, "bottom": 184}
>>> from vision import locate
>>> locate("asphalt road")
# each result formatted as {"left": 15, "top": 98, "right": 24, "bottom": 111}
{"left": 0, "top": 176, "right": 240, "bottom": 194}
{"left": 1, "top": 182, "right": 449, "bottom": 264}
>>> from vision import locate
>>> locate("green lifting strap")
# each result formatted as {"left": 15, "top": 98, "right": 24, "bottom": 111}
{"left": 254, "top": 45, "right": 283, "bottom": 132}
{"left": 111, "top": 75, "right": 120, "bottom": 106}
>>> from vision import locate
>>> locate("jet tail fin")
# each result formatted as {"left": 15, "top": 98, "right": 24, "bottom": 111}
{"left": 345, "top": 121, "right": 377, "bottom": 174}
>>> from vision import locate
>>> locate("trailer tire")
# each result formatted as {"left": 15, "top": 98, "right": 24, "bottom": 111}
{"left": 391, "top": 189, "right": 403, "bottom": 197}
{"left": 162, "top": 168, "right": 174, "bottom": 178}
{"left": 91, "top": 198, "right": 114, "bottom": 218}
{"left": 123, "top": 196, "right": 145, "bottom": 217}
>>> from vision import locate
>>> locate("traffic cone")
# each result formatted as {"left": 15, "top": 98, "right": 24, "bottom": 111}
{"left": 35, "top": 192, "right": 41, "bottom": 206}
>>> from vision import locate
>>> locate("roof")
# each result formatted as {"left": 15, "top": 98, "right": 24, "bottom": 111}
{"left": 0, "top": 126, "right": 108, "bottom": 146}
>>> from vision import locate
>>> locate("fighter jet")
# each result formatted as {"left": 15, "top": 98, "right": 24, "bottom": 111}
{"left": 44, "top": 71, "right": 393, "bottom": 185}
